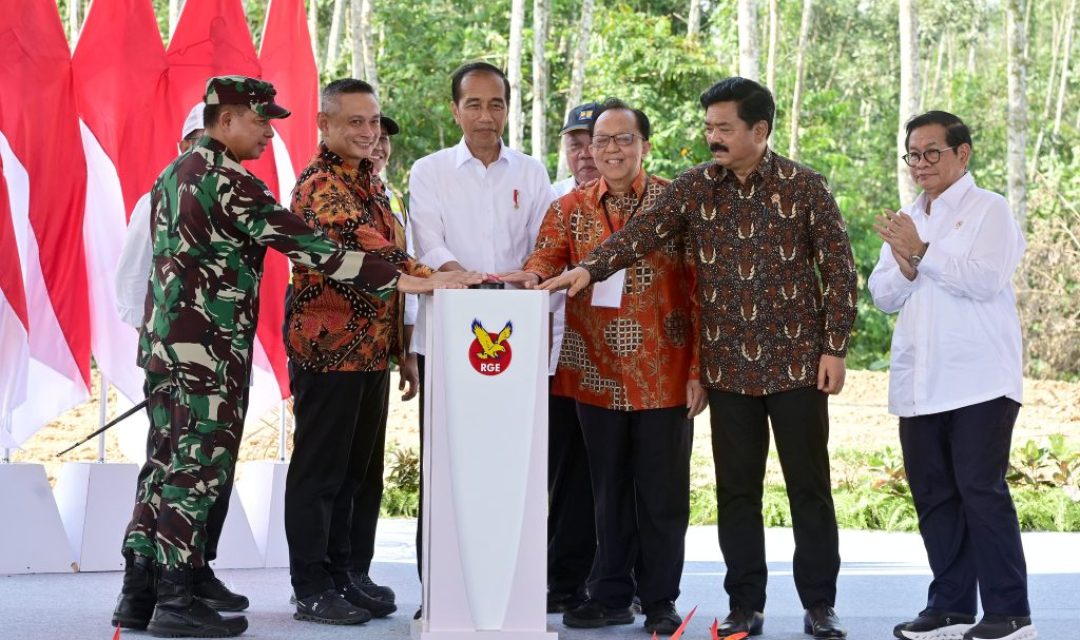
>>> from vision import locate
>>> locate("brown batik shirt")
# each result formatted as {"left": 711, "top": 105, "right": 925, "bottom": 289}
{"left": 580, "top": 150, "right": 857, "bottom": 396}
{"left": 286, "top": 144, "right": 435, "bottom": 372}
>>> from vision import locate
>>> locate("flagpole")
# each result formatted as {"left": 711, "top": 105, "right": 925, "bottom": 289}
{"left": 97, "top": 376, "right": 108, "bottom": 463}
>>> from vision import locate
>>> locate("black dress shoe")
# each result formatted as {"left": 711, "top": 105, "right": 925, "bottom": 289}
{"left": 293, "top": 589, "right": 371, "bottom": 625}
{"left": 717, "top": 606, "right": 765, "bottom": 636}
{"left": 352, "top": 571, "right": 396, "bottom": 604}
{"left": 804, "top": 603, "right": 847, "bottom": 639}
{"left": 111, "top": 552, "right": 157, "bottom": 630}
{"left": 192, "top": 567, "right": 249, "bottom": 612}
{"left": 643, "top": 600, "right": 683, "bottom": 635}
{"left": 893, "top": 609, "right": 975, "bottom": 639}
{"left": 147, "top": 566, "right": 247, "bottom": 638}
{"left": 339, "top": 580, "right": 397, "bottom": 618}
{"left": 562, "top": 600, "right": 635, "bottom": 628}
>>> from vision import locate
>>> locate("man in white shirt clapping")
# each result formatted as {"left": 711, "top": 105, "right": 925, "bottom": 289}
{"left": 869, "top": 111, "right": 1035, "bottom": 640}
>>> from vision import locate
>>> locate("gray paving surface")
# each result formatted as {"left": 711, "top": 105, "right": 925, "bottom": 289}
{"left": 1, "top": 520, "right": 1077, "bottom": 639}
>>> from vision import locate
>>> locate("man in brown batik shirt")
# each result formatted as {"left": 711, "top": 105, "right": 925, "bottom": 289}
{"left": 542, "top": 77, "right": 857, "bottom": 640}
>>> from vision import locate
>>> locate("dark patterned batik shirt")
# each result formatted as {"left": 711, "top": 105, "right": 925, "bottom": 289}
{"left": 580, "top": 150, "right": 857, "bottom": 396}
{"left": 286, "top": 144, "right": 434, "bottom": 372}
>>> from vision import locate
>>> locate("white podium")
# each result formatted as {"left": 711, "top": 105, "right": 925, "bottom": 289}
{"left": 416, "top": 289, "right": 555, "bottom": 640}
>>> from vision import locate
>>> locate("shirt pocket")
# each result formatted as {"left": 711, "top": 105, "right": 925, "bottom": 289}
{"left": 934, "top": 227, "right": 976, "bottom": 258}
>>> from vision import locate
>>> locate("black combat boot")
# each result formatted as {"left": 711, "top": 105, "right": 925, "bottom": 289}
{"left": 111, "top": 550, "right": 157, "bottom": 630}
{"left": 147, "top": 565, "right": 248, "bottom": 638}
{"left": 192, "top": 565, "right": 249, "bottom": 611}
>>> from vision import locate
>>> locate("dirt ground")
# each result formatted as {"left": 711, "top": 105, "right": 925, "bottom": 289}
{"left": 14, "top": 369, "right": 1080, "bottom": 487}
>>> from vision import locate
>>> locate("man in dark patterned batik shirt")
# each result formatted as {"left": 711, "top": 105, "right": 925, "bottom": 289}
{"left": 112, "top": 75, "right": 475, "bottom": 639}
{"left": 541, "top": 77, "right": 858, "bottom": 640}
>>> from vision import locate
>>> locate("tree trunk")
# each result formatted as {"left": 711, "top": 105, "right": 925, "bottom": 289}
{"left": 1031, "top": 4, "right": 1064, "bottom": 174}
{"left": 350, "top": 0, "right": 365, "bottom": 79}
{"left": 507, "top": 0, "right": 526, "bottom": 150}
{"left": 1007, "top": 0, "right": 1028, "bottom": 229}
{"left": 68, "top": 0, "right": 81, "bottom": 44}
{"left": 531, "top": 0, "right": 550, "bottom": 163}
{"left": 308, "top": 0, "right": 319, "bottom": 63}
{"left": 737, "top": 0, "right": 759, "bottom": 80}
{"left": 897, "top": 0, "right": 920, "bottom": 205}
{"left": 766, "top": 0, "right": 779, "bottom": 91}
{"left": 788, "top": 0, "right": 813, "bottom": 161}
{"left": 1054, "top": 0, "right": 1076, "bottom": 136}
{"left": 169, "top": 0, "right": 183, "bottom": 37}
{"left": 360, "top": 0, "right": 378, "bottom": 91}
{"left": 327, "top": 0, "right": 345, "bottom": 70}
{"left": 556, "top": 0, "right": 595, "bottom": 180}
{"left": 688, "top": 0, "right": 701, "bottom": 41}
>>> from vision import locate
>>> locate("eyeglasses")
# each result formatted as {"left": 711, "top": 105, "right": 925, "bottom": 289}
{"left": 590, "top": 133, "right": 646, "bottom": 149}
{"left": 901, "top": 146, "right": 956, "bottom": 167}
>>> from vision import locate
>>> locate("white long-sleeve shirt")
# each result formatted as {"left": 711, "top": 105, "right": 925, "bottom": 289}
{"left": 386, "top": 186, "right": 419, "bottom": 328}
{"left": 408, "top": 138, "right": 555, "bottom": 355}
{"left": 868, "top": 172, "right": 1025, "bottom": 417}
{"left": 114, "top": 192, "right": 153, "bottom": 327}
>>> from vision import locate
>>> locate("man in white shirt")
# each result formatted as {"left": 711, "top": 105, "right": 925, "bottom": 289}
{"left": 869, "top": 111, "right": 1034, "bottom": 640}
{"left": 112, "top": 102, "right": 250, "bottom": 619}
{"left": 407, "top": 61, "right": 556, "bottom": 591}
{"left": 545, "top": 101, "right": 601, "bottom": 614}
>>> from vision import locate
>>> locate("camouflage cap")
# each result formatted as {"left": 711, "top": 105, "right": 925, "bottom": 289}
{"left": 204, "top": 75, "right": 291, "bottom": 119}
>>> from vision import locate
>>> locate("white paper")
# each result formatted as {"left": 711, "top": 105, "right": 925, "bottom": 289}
{"left": 591, "top": 269, "right": 626, "bottom": 308}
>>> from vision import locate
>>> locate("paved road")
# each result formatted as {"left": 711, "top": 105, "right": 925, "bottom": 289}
{"left": 2, "top": 521, "right": 1076, "bottom": 639}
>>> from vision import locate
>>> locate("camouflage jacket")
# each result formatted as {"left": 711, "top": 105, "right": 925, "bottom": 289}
{"left": 137, "top": 136, "right": 400, "bottom": 394}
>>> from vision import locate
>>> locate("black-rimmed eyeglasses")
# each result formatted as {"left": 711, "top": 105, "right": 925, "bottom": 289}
{"left": 901, "top": 146, "right": 957, "bottom": 167}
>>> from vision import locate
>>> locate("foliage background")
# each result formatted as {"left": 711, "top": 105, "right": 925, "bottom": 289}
{"left": 59, "top": 0, "right": 1079, "bottom": 377}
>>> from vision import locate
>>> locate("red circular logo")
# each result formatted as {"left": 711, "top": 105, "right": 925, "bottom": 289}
{"left": 468, "top": 320, "right": 513, "bottom": 375}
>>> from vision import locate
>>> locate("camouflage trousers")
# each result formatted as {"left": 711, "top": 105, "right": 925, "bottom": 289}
{"left": 121, "top": 370, "right": 248, "bottom": 569}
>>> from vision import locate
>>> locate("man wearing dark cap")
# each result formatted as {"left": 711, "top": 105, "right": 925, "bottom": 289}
{"left": 283, "top": 79, "right": 439, "bottom": 625}
{"left": 112, "top": 75, "right": 478, "bottom": 638}
{"left": 545, "top": 101, "right": 601, "bottom": 615}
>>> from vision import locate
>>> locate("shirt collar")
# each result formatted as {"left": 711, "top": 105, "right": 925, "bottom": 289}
{"left": 453, "top": 136, "right": 510, "bottom": 168}
{"left": 318, "top": 142, "right": 374, "bottom": 174}
{"left": 198, "top": 135, "right": 239, "bottom": 163}
{"left": 596, "top": 168, "right": 647, "bottom": 201}
{"left": 911, "top": 171, "right": 975, "bottom": 216}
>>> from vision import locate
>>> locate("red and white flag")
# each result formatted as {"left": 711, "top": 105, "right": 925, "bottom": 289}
{"left": 0, "top": 157, "right": 29, "bottom": 448}
{"left": 0, "top": 0, "right": 91, "bottom": 447}
{"left": 167, "top": 0, "right": 291, "bottom": 417}
{"left": 258, "top": 0, "right": 320, "bottom": 399}
{"left": 72, "top": 0, "right": 173, "bottom": 407}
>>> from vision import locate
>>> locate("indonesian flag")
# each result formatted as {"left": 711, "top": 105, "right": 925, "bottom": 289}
{"left": 0, "top": 0, "right": 91, "bottom": 447}
{"left": 167, "top": 0, "right": 290, "bottom": 417}
{"left": 0, "top": 157, "right": 29, "bottom": 448}
{"left": 258, "top": 0, "right": 319, "bottom": 398}
{"left": 71, "top": 0, "right": 174, "bottom": 461}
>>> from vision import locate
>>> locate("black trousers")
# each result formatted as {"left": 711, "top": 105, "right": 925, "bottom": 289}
{"left": 577, "top": 402, "right": 692, "bottom": 608}
{"left": 900, "top": 396, "right": 1030, "bottom": 616}
{"left": 285, "top": 367, "right": 391, "bottom": 598}
{"left": 547, "top": 392, "right": 596, "bottom": 600}
{"left": 709, "top": 385, "right": 840, "bottom": 612}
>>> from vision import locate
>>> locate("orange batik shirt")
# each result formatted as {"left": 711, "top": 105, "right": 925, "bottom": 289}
{"left": 286, "top": 144, "right": 435, "bottom": 372}
{"left": 524, "top": 171, "right": 700, "bottom": 411}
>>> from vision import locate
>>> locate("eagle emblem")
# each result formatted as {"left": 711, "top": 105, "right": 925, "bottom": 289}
{"left": 471, "top": 319, "right": 512, "bottom": 360}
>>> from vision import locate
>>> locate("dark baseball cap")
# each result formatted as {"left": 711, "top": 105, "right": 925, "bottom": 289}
{"left": 380, "top": 115, "right": 400, "bottom": 136}
{"left": 560, "top": 102, "right": 600, "bottom": 135}
{"left": 204, "top": 75, "right": 290, "bottom": 119}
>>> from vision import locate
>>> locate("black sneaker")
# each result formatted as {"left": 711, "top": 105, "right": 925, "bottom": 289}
{"left": 293, "top": 589, "right": 371, "bottom": 625}
{"left": 643, "top": 600, "right": 682, "bottom": 635}
{"left": 192, "top": 568, "right": 249, "bottom": 612}
{"left": 893, "top": 609, "right": 976, "bottom": 640}
{"left": 804, "top": 603, "right": 847, "bottom": 638}
{"left": 717, "top": 605, "right": 765, "bottom": 636}
{"left": 962, "top": 616, "right": 1037, "bottom": 640}
{"left": 353, "top": 571, "right": 396, "bottom": 604}
{"left": 562, "top": 600, "right": 635, "bottom": 628}
{"left": 339, "top": 580, "right": 397, "bottom": 618}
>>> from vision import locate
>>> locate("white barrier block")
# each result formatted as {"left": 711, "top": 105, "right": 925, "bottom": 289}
{"left": 0, "top": 464, "right": 75, "bottom": 574}
{"left": 236, "top": 460, "right": 289, "bottom": 568}
{"left": 54, "top": 462, "right": 138, "bottom": 572}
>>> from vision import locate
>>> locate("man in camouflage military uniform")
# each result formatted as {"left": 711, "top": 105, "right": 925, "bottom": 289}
{"left": 112, "top": 76, "right": 478, "bottom": 639}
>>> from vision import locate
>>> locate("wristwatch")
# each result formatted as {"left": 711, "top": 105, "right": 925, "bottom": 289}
{"left": 909, "top": 242, "right": 929, "bottom": 267}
